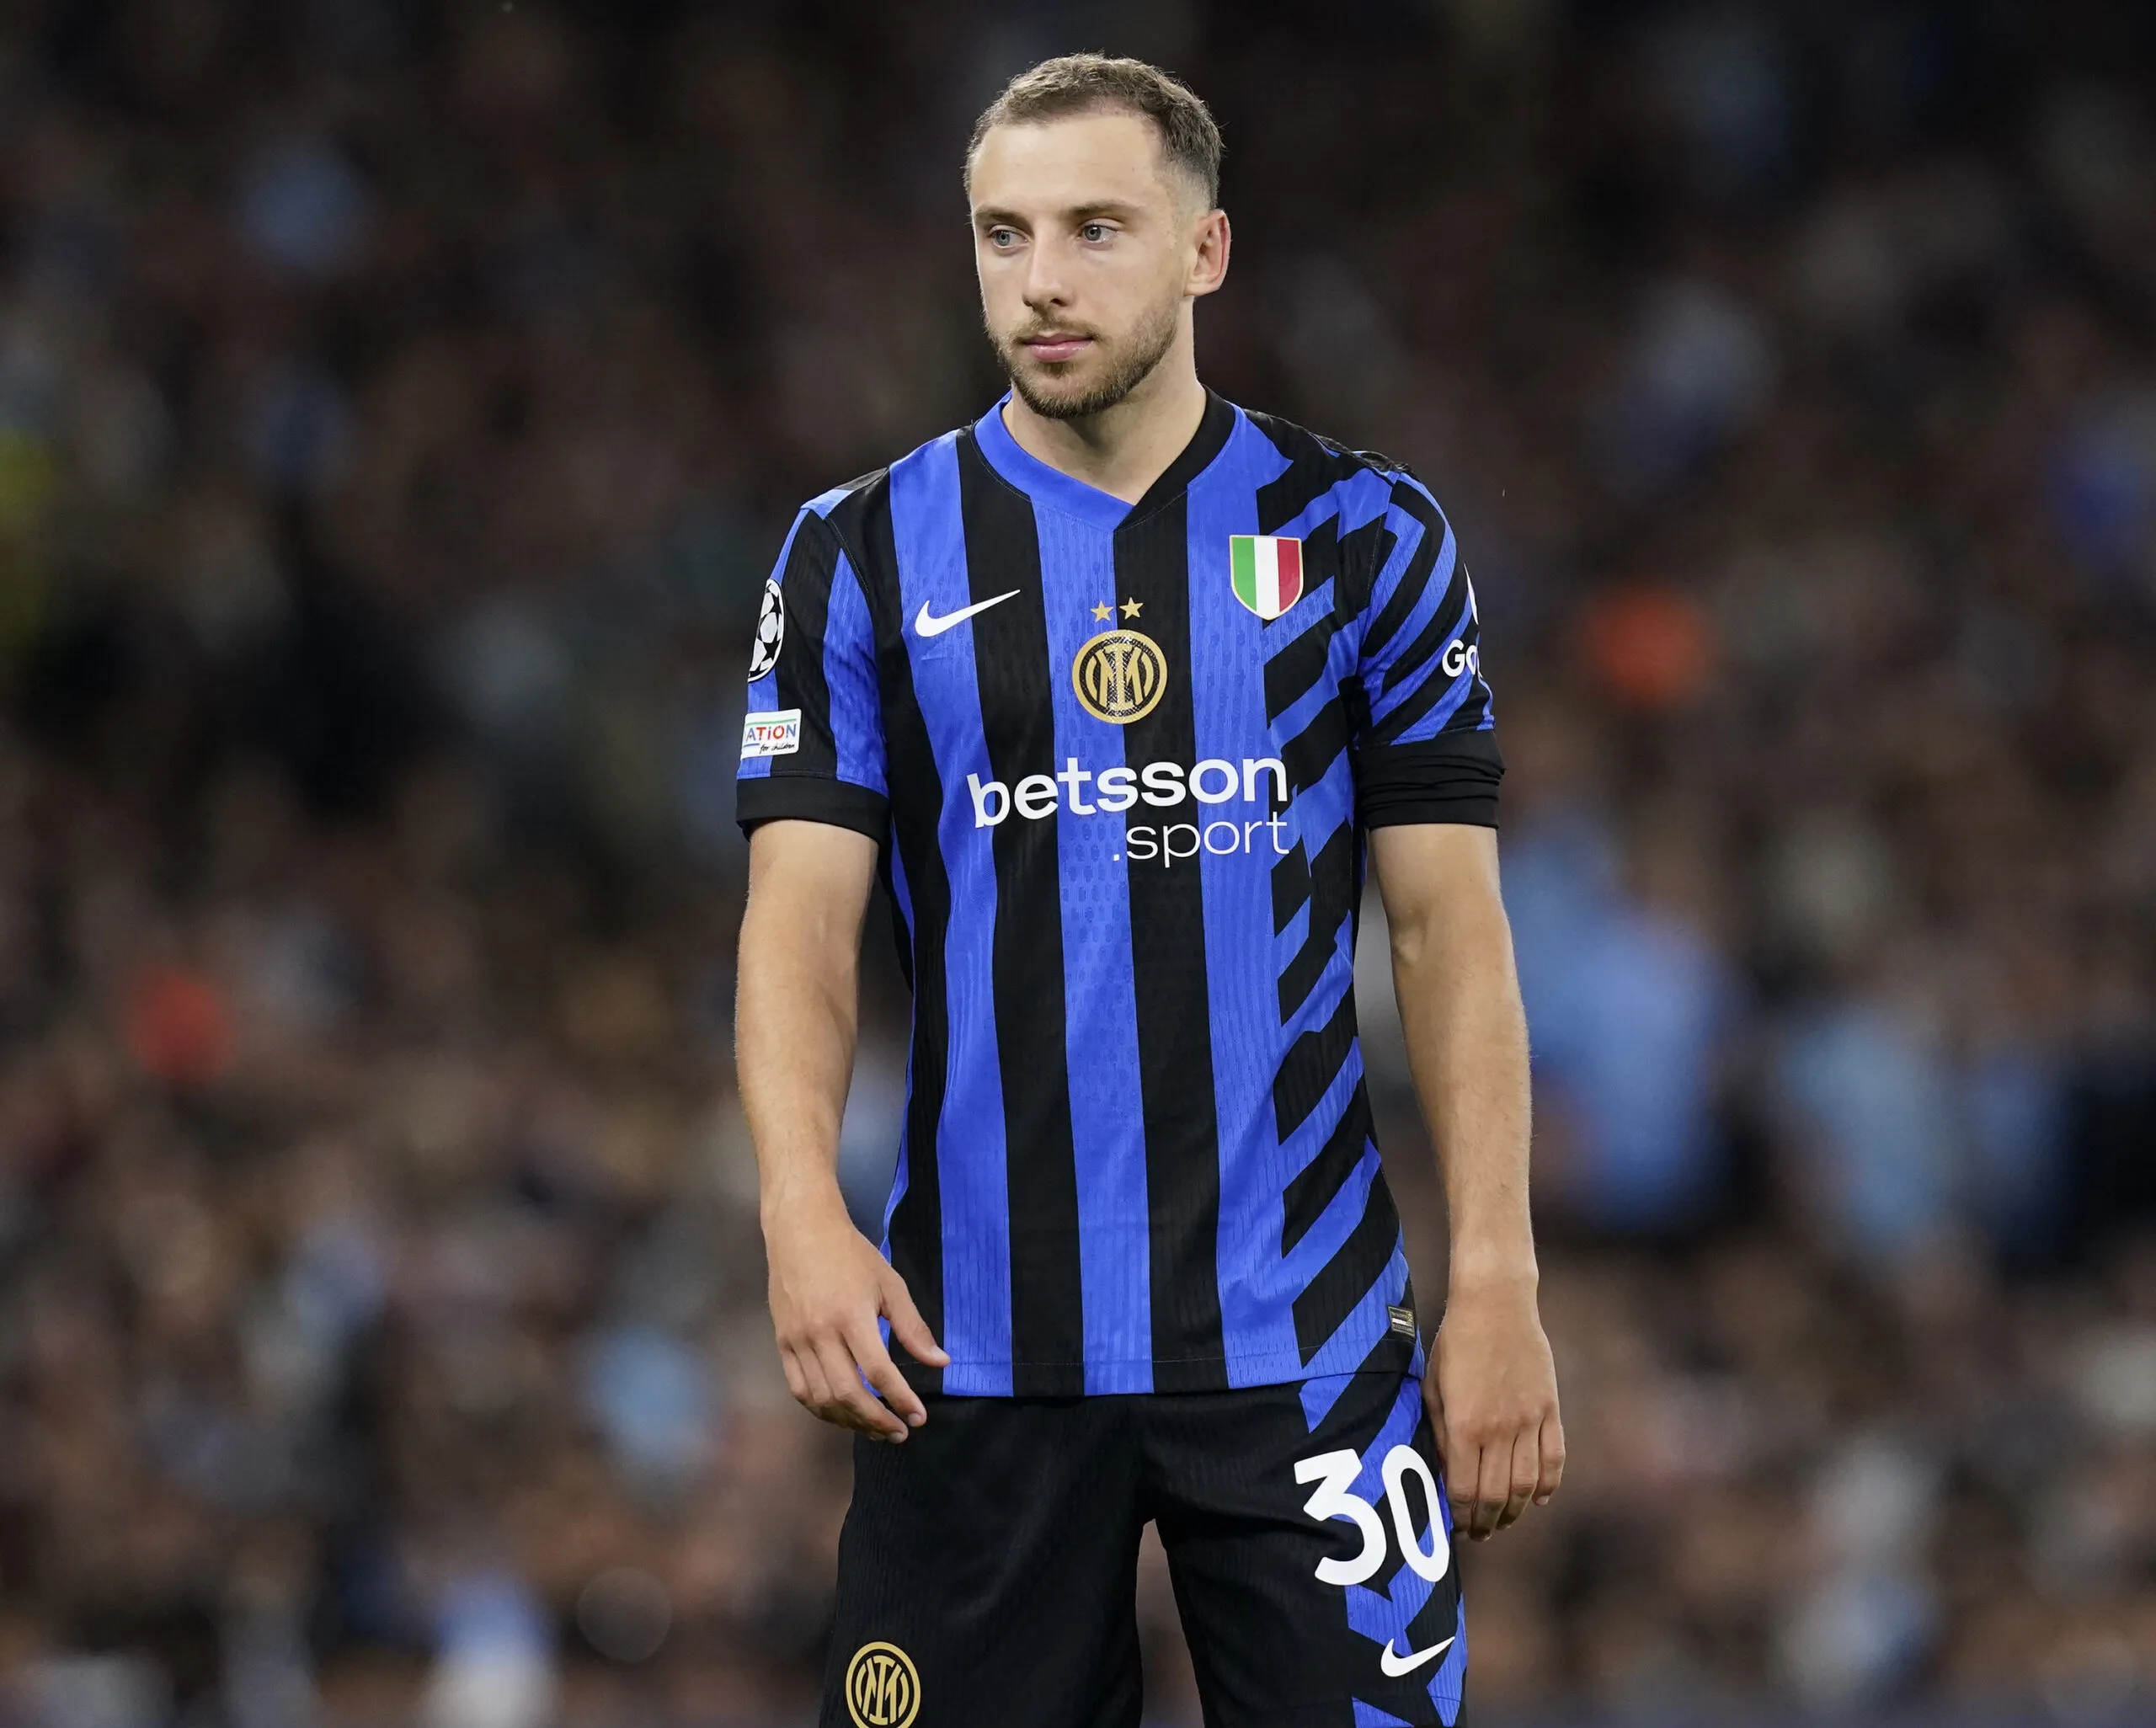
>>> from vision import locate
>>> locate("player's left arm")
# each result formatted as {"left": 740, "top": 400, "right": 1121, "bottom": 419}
{"left": 1350, "top": 469, "right": 1560, "bottom": 1542}
{"left": 1370, "top": 824, "right": 1561, "bottom": 1542}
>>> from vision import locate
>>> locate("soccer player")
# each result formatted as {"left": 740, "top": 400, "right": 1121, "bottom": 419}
{"left": 735, "top": 54, "right": 1561, "bottom": 1728}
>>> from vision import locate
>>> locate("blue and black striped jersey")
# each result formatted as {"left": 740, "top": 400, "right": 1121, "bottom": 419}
{"left": 737, "top": 392, "right": 1500, "bottom": 1401}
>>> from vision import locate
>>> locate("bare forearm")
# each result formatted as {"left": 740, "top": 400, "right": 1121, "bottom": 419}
{"left": 1394, "top": 931, "right": 1533, "bottom": 1285}
{"left": 1380, "top": 832, "right": 1536, "bottom": 1292}
{"left": 739, "top": 921, "right": 854, "bottom": 1212}
{"left": 734, "top": 827, "right": 877, "bottom": 1224}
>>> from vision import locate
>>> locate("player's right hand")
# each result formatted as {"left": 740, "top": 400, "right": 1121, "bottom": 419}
{"left": 765, "top": 1195, "right": 950, "bottom": 1442}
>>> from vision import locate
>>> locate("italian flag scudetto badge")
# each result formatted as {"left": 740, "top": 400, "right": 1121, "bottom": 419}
{"left": 1230, "top": 534, "right": 1303, "bottom": 620}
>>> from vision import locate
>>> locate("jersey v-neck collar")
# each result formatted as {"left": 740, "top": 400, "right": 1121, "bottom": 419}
{"left": 969, "top": 388, "right": 1240, "bottom": 531}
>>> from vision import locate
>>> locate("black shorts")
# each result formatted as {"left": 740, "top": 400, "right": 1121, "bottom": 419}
{"left": 820, "top": 1368, "right": 1467, "bottom": 1728}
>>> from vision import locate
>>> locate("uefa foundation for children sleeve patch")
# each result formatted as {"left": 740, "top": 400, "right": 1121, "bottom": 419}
{"left": 740, "top": 709, "right": 802, "bottom": 758}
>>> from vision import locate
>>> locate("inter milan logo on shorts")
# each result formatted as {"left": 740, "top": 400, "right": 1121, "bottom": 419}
{"left": 749, "top": 577, "right": 785, "bottom": 680}
{"left": 1072, "top": 625, "right": 1168, "bottom": 724}
{"left": 844, "top": 1641, "right": 920, "bottom": 1728}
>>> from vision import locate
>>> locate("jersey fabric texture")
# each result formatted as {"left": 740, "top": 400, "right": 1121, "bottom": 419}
{"left": 822, "top": 1372, "right": 1468, "bottom": 1728}
{"left": 737, "top": 392, "right": 1500, "bottom": 1398}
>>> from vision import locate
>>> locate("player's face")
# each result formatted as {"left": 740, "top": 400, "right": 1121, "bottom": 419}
{"left": 969, "top": 111, "right": 1225, "bottom": 420}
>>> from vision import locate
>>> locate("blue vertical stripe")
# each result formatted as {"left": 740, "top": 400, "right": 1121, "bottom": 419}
{"left": 889, "top": 435, "right": 1012, "bottom": 1393}
{"left": 822, "top": 551, "right": 887, "bottom": 794}
{"left": 1033, "top": 508, "right": 1153, "bottom": 1394}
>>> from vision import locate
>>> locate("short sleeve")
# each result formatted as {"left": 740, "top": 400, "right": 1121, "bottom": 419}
{"left": 1350, "top": 472, "right": 1502, "bottom": 829}
{"left": 734, "top": 506, "right": 889, "bottom": 840}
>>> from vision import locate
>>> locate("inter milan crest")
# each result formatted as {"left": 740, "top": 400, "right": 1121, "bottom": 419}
{"left": 749, "top": 577, "right": 785, "bottom": 680}
{"left": 1229, "top": 534, "right": 1303, "bottom": 620}
{"left": 844, "top": 1641, "right": 920, "bottom": 1728}
{"left": 1072, "top": 618, "right": 1167, "bottom": 724}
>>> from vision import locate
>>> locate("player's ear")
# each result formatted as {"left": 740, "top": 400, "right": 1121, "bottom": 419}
{"left": 1189, "top": 206, "right": 1230, "bottom": 299}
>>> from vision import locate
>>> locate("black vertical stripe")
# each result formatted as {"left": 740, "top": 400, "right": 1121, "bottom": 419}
{"left": 835, "top": 478, "right": 947, "bottom": 1391}
{"left": 1116, "top": 488, "right": 1230, "bottom": 1391}
{"left": 771, "top": 514, "right": 843, "bottom": 781}
{"left": 956, "top": 436, "right": 1085, "bottom": 1393}
{"left": 874, "top": 848, "right": 912, "bottom": 993}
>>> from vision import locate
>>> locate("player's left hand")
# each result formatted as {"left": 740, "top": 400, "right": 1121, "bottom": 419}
{"left": 1426, "top": 1274, "right": 1563, "bottom": 1543}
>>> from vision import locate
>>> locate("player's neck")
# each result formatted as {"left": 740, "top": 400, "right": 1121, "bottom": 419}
{"left": 1000, "top": 357, "right": 1209, "bottom": 507}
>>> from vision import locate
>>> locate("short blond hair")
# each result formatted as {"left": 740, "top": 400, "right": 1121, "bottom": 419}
{"left": 967, "top": 53, "right": 1224, "bottom": 206}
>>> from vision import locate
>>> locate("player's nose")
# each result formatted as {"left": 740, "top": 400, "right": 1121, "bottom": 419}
{"left": 1021, "top": 253, "right": 1071, "bottom": 309}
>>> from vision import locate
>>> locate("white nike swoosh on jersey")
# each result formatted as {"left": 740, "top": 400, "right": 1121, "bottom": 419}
{"left": 914, "top": 590, "right": 1022, "bottom": 637}
{"left": 1378, "top": 1634, "right": 1455, "bottom": 1677}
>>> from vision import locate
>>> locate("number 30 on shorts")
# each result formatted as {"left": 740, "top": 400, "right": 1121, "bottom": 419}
{"left": 1293, "top": 1446, "right": 1452, "bottom": 1587}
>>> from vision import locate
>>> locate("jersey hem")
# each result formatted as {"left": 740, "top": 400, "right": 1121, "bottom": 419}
{"left": 898, "top": 1336, "right": 1419, "bottom": 1398}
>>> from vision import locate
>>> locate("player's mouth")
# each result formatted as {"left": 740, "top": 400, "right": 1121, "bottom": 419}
{"left": 1020, "top": 332, "right": 1093, "bottom": 364}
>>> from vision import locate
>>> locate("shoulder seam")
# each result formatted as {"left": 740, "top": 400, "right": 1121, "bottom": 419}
{"left": 1241, "top": 407, "right": 1396, "bottom": 473}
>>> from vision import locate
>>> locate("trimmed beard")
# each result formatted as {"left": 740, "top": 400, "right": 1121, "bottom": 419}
{"left": 995, "top": 296, "right": 1181, "bottom": 421}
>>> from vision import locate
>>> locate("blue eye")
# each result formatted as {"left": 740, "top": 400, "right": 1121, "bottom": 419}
{"left": 1081, "top": 223, "right": 1109, "bottom": 242}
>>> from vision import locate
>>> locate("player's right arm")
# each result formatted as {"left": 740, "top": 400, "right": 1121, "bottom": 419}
{"left": 735, "top": 502, "right": 945, "bottom": 1441}
{"left": 737, "top": 819, "right": 949, "bottom": 1440}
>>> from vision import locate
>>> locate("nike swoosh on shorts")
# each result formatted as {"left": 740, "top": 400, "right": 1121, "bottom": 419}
{"left": 1378, "top": 1634, "right": 1455, "bottom": 1677}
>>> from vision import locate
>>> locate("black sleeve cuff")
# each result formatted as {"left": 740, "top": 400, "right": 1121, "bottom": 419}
{"left": 735, "top": 775, "right": 890, "bottom": 842}
{"left": 1356, "top": 728, "right": 1503, "bottom": 829}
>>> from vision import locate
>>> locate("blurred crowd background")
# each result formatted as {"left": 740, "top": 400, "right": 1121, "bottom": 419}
{"left": 0, "top": 0, "right": 2153, "bottom": 1723}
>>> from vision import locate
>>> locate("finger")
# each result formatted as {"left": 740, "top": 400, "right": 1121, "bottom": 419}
{"left": 1535, "top": 1413, "right": 1566, "bottom": 1506}
{"left": 1473, "top": 1439, "right": 1510, "bottom": 1541}
{"left": 847, "top": 1320, "right": 927, "bottom": 1430}
{"left": 883, "top": 1275, "right": 951, "bottom": 1368}
{"left": 813, "top": 1335, "right": 908, "bottom": 1441}
{"left": 1444, "top": 1419, "right": 1474, "bottom": 1529}
{"left": 793, "top": 1341, "right": 839, "bottom": 1414}
{"left": 1442, "top": 1408, "right": 1482, "bottom": 1531}
{"left": 1499, "top": 1426, "right": 1538, "bottom": 1530}
{"left": 807, "top": 1336, "right": 882, "bottom": 1435}
{"left": 777, "top": 1345, "right": 809, "bottom": 1408}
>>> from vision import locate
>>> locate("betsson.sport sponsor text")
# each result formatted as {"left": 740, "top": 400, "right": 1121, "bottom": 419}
{"left": 967, "top": 755, "right": 1291, "bottom": 865}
